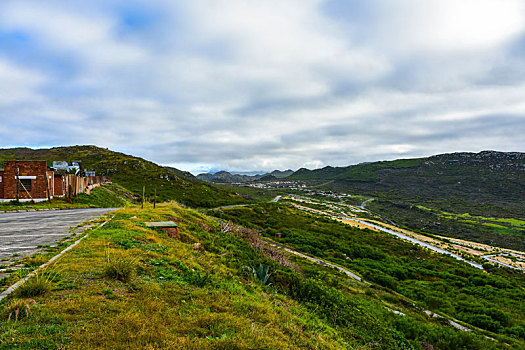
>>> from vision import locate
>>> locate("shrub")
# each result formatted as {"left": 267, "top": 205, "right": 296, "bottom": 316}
{"left": 184, "top": 269, "right": 211, "bottom": 287}
{"left": 243, "top": 264, "right": 272, "bottom": 285}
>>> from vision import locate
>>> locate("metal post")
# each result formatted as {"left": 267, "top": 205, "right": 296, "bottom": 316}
{"left": 142, "top": 185, "right": 145, "bottom": 209}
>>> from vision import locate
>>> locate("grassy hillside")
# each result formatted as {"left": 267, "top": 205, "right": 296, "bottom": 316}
{"left": 289, "top": 158, "right": 422, "bottom": 182}
{"left": 0, "top": 146, "right": 250, "bottom": 208}
{"left": 1, "top": 204, "right": 517, "bottom": 349}
{"left": 210, "top": 203, "right": 525, "bottom": 348}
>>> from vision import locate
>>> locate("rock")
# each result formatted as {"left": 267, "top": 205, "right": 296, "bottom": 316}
{"left": 192, "top": 243, "right": 205, "bottom": 254}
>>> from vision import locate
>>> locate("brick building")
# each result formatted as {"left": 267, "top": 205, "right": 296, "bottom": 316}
{"left": 0, "top": 161, "right": 64, "bottom": 202}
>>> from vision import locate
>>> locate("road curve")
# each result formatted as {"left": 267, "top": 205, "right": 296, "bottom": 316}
{"left": 272, "top": 195, "right": 282, "bottom": 203}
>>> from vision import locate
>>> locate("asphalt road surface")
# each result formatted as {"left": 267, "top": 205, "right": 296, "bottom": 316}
{"left": 0, "top": 208, "right": 115, "bottom": 261}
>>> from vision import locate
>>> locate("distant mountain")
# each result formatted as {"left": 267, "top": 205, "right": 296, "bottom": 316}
{"left": 197, "top": 171, "right": 257, "bottom": 183}
{"left": 258, "top": 174, "right": 278, "bottom": 181}
{"left": 197, "top": 169, "right": 294, "bottom": 183}
{"left": 0, "top": 146, "right": 249, "bottom": 208}
{"left": 270, "top": 169, "right": 294, "bottom": 178}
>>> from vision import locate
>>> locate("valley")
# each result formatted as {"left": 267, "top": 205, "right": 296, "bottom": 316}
{"left": 280, "top": 194, "right": 525, "bottom": 271}
{"left": 1, "top": 147, "right": 524, "bottom": 349}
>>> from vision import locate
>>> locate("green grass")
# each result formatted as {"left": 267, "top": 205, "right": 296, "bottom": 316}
{"left": 16, "top": 271, "right": 55, "bottom": 298}
{"left": 210, "top": 202, "right": 525, "bottom": 348}
{"left": 1, "top": 204, "right": 515, "bottom": 349}
{"left": 214, "top": 184, "right": 280, "bottom": 202}
{"left": 73, "top": 183, "right": 134, "bottom": 208}
{"left": 0, "top": 205, "right": 350, "bottom": 349}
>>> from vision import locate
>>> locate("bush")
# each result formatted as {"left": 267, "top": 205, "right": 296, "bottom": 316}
{"left": 183, "top": 269, "right": 211, "bottom": 287}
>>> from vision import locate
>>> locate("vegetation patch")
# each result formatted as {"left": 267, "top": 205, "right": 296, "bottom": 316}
{"left": 211, "top": 202, "right": 525, "bottom": 348}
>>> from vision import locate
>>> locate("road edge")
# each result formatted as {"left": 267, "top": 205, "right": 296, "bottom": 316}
{"left": 0, "top": 215, "right": 114, "bottom": 302}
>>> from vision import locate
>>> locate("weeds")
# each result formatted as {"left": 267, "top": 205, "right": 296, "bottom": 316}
{"left": 184, "top": 269, "right": 211, "bottom": 287}
{"left": 17, "top": 270, "right": 57, "bottom": 297}
{"left": 220, "top": 220, "right": 300, "bottom": 272}
{"left": 104, "top": 247, "right": 137, "bottom": 282}
{"left": 23, "top": 254, "right": 48, "bottom": 267}
{"left": 4, "top": 299, "right": 36, "bottom": 322}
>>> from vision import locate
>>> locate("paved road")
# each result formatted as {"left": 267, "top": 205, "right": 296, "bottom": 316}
{"left": 263, "top": 239, "right": 364, "bottom": 282}
{"left": 0, "top": 208, "right": 115, "bottom": 261}
{"left": 359, "top": 198, "right": 374, "bottom": 210}
{"left": 338, "top": 216, "right": 484, "bottom": 269}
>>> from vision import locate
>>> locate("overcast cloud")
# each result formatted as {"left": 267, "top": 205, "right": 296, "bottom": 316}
{"left": 0, "top": 0, "right": 524, "bottom": 173}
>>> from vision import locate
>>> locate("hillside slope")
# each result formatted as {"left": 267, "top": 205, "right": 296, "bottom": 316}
{"left": 288, "top": 151, "right": 525, "bottom": 250}
{"left": 1, "top": 203, "right": 519, "bottom": 349}
{"left": 288, "top": 151, "right": 524, "bottom": 214}
{"left": 0, "top": 146, "right": 249, "bottom": 208}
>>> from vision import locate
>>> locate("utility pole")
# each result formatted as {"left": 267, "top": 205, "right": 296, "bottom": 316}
{"left": 142, "top": 185, "right": 145, "bottom": 209}
{"left": 154, "top": 186, "right": 157, "bottom": 209}
{"left": 16, "top": 167, "right": 19, "bottom": 201}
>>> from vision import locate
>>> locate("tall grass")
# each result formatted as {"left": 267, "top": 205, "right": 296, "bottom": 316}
{"left": 104, "top": 247, "right": 137, "bottom": 282}
{"left": 4, "top": 299, "right": 36, "bottom": 322}
{"left": 17, "top": 270, "right": 57, "bottom": 297}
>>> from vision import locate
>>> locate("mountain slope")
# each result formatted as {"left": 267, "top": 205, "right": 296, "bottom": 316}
{"left": 288, "top": 151, "right": 525, "bottom": 250}
{"left": 288, "top": 151, "right": 524, "bottom": 213}
{"left": 197, "top": 171, "right": 259, "bottom": 183}
{"left": 0, "top": 146, "right": 249, "bottom": 208}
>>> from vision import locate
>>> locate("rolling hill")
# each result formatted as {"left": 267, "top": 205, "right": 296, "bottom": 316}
{"left": 0, "top": 146, "right": 249, "bottom": 208}
{"left": 197, "top": 169, "right": 294, "bottom": 183}
{"left": 288, "top": 151, "right": 524, "bottom": 213}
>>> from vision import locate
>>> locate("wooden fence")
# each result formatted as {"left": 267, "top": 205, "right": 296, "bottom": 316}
{"left": 64, "top": 175, "right": 110, "bottom": 199}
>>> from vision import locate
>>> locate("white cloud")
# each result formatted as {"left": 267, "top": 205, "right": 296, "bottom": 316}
{"left": 0, "top": 59, "right": 45, "bottom": 105}
{"left": 0, "top": 0, "right": 524, "bottom": 172}
{"left": 0, "top": 2, "right": 148, "bottom": 70}
{"left": 359, "top": 0, "right": 525, "bottom": 54}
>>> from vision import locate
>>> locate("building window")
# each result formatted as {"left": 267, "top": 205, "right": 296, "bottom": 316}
{"left": 19, "top": 179, "right": 32, "bottom": 190}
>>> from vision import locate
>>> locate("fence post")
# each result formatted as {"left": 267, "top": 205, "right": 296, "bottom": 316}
{"left": 45, "top": 174, "right": 51, "bottom": 201}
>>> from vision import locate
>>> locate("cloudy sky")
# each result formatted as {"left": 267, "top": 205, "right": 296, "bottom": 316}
{"left": 1, "top": 0, "right": 524, "bottom": 173}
